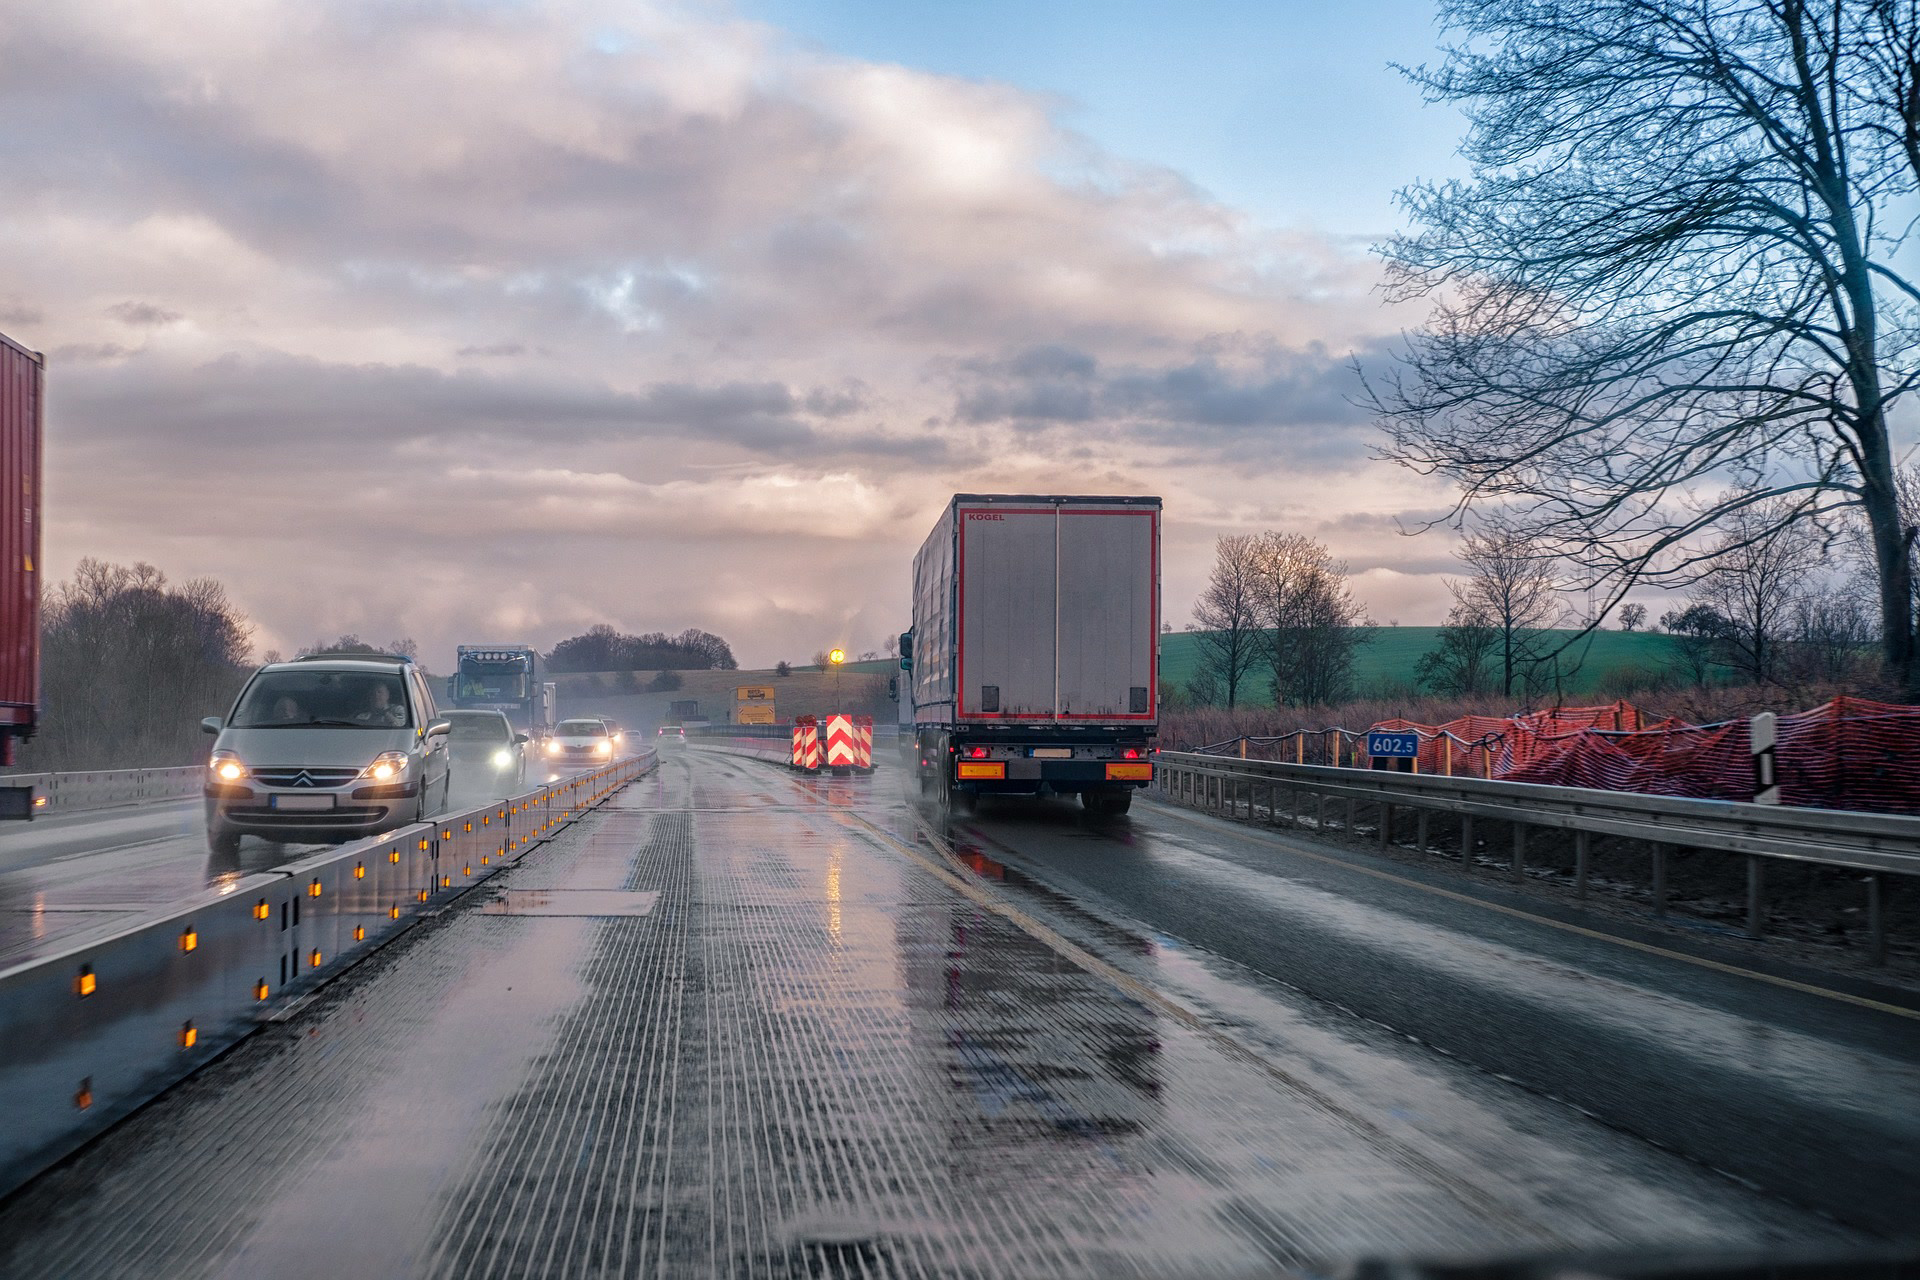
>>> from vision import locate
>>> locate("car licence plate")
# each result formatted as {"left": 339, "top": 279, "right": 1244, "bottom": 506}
{"left": 270, "top": 794, "right": 335, "bottom": 811}
{"left": 1030, "top": 748, "right": 1072, "bottom": 759}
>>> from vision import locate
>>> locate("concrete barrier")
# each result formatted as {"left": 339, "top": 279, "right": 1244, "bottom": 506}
{"left": 0, "top": 765, "right": 206, "bottom": 818}
{"left": 0, "top": 750, "right": 656, "bottom": 1198}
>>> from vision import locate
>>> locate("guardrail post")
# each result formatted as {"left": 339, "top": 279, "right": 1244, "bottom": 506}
{"left": 1460, "top": 814, "right": 1475, "bottom": 869}
{"left": 1652, "top": 844, "right": 1668, "bottom": 917}
{"left": 1512, "top": 823, "right": 1526, "bottom": 880}
{"left": 1316, "top": 791, "right": 1327, "bottom": 833}
{"left": 1415, "top": 808, "right": 1429, "bottom": 854}
{"left": 1345, "top": 795, "right": 1356, "bottom": 838}
{"left": 1746, "top": 856, "right": 1764, "bottom": 938}
{"left": 1866, "top": 874, "right": 1885, "bottom": 965}
{"left": 1378, "top": 802, "right": 1391, "bottom": 850}
{"left": 1575, "top": 830, "right": 1591, "bottom": 899}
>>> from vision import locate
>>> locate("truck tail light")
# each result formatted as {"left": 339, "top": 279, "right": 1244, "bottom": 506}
{"left": 1122, "top": 748, "right": 1141, "bottom": 759}
{"left": 966, "top": 747, "right": 990, "bottom": 760}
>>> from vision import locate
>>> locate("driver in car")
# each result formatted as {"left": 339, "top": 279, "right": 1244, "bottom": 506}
{"left": 355, "top": 682, "right": 407, "bottom": 727}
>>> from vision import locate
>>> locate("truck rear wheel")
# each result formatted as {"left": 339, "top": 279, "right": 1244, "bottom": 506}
{"left": 1083, "top": 788, "right": 1133, "bottom": 817}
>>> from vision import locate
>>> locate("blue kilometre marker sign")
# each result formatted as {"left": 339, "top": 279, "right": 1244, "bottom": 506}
{"left": 1366, "top": 730, "right": 1420, "bottom": 758}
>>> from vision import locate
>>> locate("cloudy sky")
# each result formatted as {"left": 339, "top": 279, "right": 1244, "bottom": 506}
{"left": 1, "top": 0, "right": 1476, "bottom": 668}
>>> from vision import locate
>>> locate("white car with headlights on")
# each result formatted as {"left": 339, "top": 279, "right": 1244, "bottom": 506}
{"left": 200, "top": 655, "right": 452, "bottom": 856}
{"left": 544, "top": 717, "right": 618, "bottom": 769}
{"left": 442, "top": 709, "right": 528, "bottom": 800}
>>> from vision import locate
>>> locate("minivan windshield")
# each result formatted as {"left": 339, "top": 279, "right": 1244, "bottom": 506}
{"left": 555, "top": 719, "right": 608, "bottom": 737}
{"left": 230, "top": 670, "right": 413, "bottom": 729}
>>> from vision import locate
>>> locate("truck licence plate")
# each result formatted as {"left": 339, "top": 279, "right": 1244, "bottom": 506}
{"left": 1030, "top": 748, "right": 1072, "bottom": 759}
{"left": 270, "top": 794, "right": 335, "bottom": 811}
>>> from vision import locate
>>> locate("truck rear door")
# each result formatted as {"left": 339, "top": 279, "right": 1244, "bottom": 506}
{"left": 958, "top": 506, "right": 1056, "bottom": 718}
{"left": 1057, "top": 505, "right": 1157, "bottom": 720}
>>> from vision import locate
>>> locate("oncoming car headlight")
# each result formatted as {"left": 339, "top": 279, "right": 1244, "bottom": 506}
{"left": 491, "top": 748, "right": 513, "bottom": 769}
{"left": 359, "top": 751, "right": 410, "bottom": 782}
{"left": 209, "top": 752, "right": 247, "bottom": 783}
{"left": 545, "top": 740, "right": 562, "bottom": 756}
{"left": 595, "top": 739, "right": 613, "bottom": 757}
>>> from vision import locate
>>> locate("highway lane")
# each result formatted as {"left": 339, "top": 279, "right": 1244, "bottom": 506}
{"left": 916, "top": 782, "right": 1920, "bottom": 1238}
{"left": 0, "top": 748, "right": 1861, "bottom": 1277}
{"left": 0, "top": 761, "right": 617, "bottom": 967}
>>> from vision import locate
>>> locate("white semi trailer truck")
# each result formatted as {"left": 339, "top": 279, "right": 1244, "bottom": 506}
{"left": 902, "top": 493, "right": 1160, "bottom": 816}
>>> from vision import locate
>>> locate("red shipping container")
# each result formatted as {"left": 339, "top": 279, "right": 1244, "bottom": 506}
{"left": 0, "top": 331, "right": 41, "bottom": 764}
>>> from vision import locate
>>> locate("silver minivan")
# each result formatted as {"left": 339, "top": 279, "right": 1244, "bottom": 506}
{"left": 201, "top": 655, "right": 453, "bottom": 854}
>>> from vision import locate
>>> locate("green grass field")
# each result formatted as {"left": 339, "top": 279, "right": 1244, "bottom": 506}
{"left": 1161, "top": 627, "right": 1683, "bottom": 704}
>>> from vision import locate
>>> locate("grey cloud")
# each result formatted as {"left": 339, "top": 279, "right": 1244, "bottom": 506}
{"left": 0, "top": 302, "right": 44, "bottom": 327}
{"left": 51, "top": 342, "right": 136, "bottom": 362}
{"left": 455, "top": 342, "right": 531, "bottom": 358}
{"left": 949, "top": 339, "right": 1382, "bottom": 461}
{"left": 107, "top": 301, "right": 182, "bottom": 327}
{"left": 52, "top": 353, "right": 949, "bottom": 467}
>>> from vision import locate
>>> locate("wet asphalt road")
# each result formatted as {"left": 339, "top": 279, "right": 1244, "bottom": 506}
{"left": 0, "top": 764, "right": 608, "bottom": 966}
{"left": 0, "top": 749, "right": 1897, "bottom": 1277}
{"left": 927, "top": 782, "right": 1920, "bottom": 1238}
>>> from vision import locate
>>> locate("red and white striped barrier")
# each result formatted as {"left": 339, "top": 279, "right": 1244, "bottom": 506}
{"left": 791, "top": 716, "right": 821, "bottom": 772}
{"left": 854, "top": 715, "right": 874, "bottom": 771}
{"left": 824, "top": 714, "right": 857, "bottom": 772}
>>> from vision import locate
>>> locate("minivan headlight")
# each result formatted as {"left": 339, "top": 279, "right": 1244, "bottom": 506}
{"left": 360, "top": 751, "right": 410, "bottom": 782}
{"left": 491, "top": 748, "right": 513, "bottom": 769}
{"left": 209, "top": 751, "right": 247, "bottom": 783}
{"left": 595, "top": 739, "right": 613, "bottom": 756}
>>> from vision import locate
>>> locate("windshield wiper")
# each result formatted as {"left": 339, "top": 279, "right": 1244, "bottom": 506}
{"left": 303, "top": 718, "right": 370, "bottom": 728}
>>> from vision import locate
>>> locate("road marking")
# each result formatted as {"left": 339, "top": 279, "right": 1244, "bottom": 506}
{"left": 1152, "top": 799, "right": 1920, "bottom": 1023}
{"left": 817, "top": 798, "right": 1568, "bottom": 1245}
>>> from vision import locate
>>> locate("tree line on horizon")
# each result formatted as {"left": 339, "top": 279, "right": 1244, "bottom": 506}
{"left": 543, "top": 624, "right": 738, "bottom": 674}
{"left": 1183, "top": 502, "right": 1890, "bottom": 712}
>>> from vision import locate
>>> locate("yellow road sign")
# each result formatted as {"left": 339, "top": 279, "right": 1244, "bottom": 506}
{"left": 737, "top": 685, "right": 776, "bottom": 701}
{"left": 737, "top": 703, "right": 776, "bottom": 725}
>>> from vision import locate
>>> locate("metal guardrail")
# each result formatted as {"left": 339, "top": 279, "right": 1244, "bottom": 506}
{"left": 1156, "top": 750, "right": 1918, "bottom": 961}
{"left": 0, "top": 750, "right": 657, "bottom": 1199}
{"left": 0, "top": 766, "right": 206, "bottom": 817}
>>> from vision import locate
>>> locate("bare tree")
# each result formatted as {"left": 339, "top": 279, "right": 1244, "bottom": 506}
{"left": 1189, "top": 534, "right": 1265, "bottom": 708}
{"left": 1785, "top": 580, "right": 1878, "bottom": 682}
{"left": 1452, "top": 529, "right": 1566, "bottom": 696}
{"left": 1690, "top": 501, "right": 1825, "bottom": 683}
{"left": 1661, "top": 603, "right": 1733, "bottom": 687}
{"left": 1619, "top": 604, "right": 1647, "bottom": 632}
{"left": 1370, "top": 0, "right": 1920, "bottom": 690}
{"left": 1416, "top": 598, "right": 1502, "bottom": 694}
{"left": 17, "top": 560, "right": 253, "bottom": 771}
{"left": 1252, "top": 532, "right": 1371, "bottom": 706}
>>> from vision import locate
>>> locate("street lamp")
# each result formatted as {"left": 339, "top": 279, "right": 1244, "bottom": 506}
{"left": 828, "top": 648, "right": 844, "bottom": 707}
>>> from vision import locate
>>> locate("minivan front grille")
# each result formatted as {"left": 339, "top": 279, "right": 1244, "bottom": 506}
{"left": 251, "top": 767, "right": 362, "bottom": 789}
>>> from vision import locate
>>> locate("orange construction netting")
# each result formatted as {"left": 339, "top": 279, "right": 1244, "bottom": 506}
{"left": 1366, "top": 697, "right": 1920, "bottom": 813}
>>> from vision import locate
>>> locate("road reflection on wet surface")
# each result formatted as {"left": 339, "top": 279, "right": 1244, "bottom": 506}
{"left": 0, "top": 751, "right": 1884, "bottom": 1278}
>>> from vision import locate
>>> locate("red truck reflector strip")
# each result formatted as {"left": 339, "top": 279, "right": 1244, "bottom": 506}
{"left": 956, "top": 762, "right": 1006, "bottom": 781}
{"left": 1105, "top": 762, "right": 1153, "bottom": 781}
